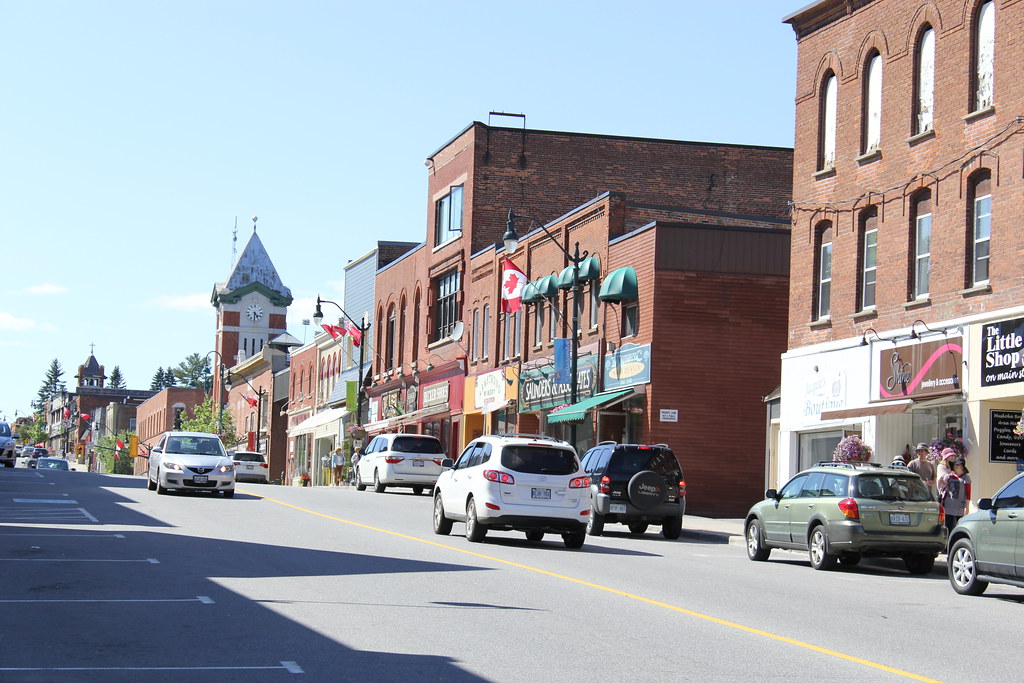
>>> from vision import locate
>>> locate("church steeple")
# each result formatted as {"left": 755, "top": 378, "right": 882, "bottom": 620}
{"left": 77, "top": 346, "right": 106, "bottom": 388}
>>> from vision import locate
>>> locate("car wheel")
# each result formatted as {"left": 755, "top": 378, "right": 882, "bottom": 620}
{"left": 147, "top": 475, "right": 157, "bottom": 491}
{"left": 373, "top": 470, "right": 385, "bottom": 493}
{"left": 413, "top": 485, "right": 424, "bottom": 496}
{"left": 525, "top": 530, "right": 544, "bottom": 542}
{"left": 949, "top": 538, "right": 989, "bottom": 595}
{"left": 662, "top": 515, "right": 683, "bottom": 540}
{"left": 904, "top": 553, "right": 935, "bottom": 575}
{"left": 156, "top": 469, "right": 169, "bottom": 495}
{"left": 627, "top": 521, "right": 649, "bottom": 535}
{"left": 355, "top": 467, "right": 366, "bottom": 491}
{"left": 432, "top": 492, "right": 453, "bottom": 536}
{"left": 465, "top": 498, "right": 487, "bottom": 543}
{"left": 808, "top": 525, "right": 837, "bottom": 570}
{"left": 838, "top": 552, "right": 862, "bottom": 567}
{"left": 562, "top": 531, "right": 585, "bottom": 549}
{"left": 586, "top": 510, "right": 605, "bottom": 536}
{"left": 745, "top": 519, "right": 771, "bottom": 561}
{"left": 222, "top": 489, "right": 235, "bottom": 499}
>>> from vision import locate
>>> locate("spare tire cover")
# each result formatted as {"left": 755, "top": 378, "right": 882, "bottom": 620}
{"left": 627, "top": 470, "right": 668, "bottom": 511}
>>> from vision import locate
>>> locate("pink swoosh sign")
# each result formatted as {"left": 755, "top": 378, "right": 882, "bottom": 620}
{"left": 880, "top": 343, "right": 962, "bottom": 398}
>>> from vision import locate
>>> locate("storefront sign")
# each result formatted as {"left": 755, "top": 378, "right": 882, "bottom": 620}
{"left": 382, "top": 390, "right": 402, "bottom": 418}
{"left": 982, "top": 318, "right": 1024, "bottom": 386}
{"left": 475, "top": 369, "right": 506, "bottom": 411}
{"left": 405, "top": 384, "right": 418, "bottom": 414}
{"left": 422, "top": 381, "right": 449, "bottom": 408}
{"left": 803, "top": 370, "right": 846, "bottom": 417}
{"left": 553, "top": 339, "right": 571, "bottom": 385}
{"left": 660, "top": 409, "right": 678, "bottom": 422}
{"left": 519, "top": 355, "right": 598, "bottom": 412}
{"left": 604, "top": 343, "right": 651, "bottom": 390}
{"left": 877, "top": 338, "right": 962, "bottom": 401}
{"left": 990, "top": 410, "right": 1024, "bottom": 462}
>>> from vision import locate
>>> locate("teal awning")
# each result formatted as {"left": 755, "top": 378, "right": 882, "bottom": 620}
{"left": 536, "top": 275, "right": 558, "bottom": 298}
{"left": 599, "top": 266, "right": 638, "bottom": 302}
{"left": 522, "top": 281, "right": 543, "bottom": 304}
{"left": 547, "top": 388, "right": 634, "bottom": 424}
{"left": 577, "top": 255, "right": 600, "bottom": 281}
{"left": 556, "top": 266, "right": 575, "bottom": 290}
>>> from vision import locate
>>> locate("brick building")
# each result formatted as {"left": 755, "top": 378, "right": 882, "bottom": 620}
{"left": 778, "top": 0, "right": 1024, "bottom": 499}
{"left": 363, "top": 121, "right": 793, "bottom": 515}
{"left": 133, "top": 386, "right": 206, "bottom": 475}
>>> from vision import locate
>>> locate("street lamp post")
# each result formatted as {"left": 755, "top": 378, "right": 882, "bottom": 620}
{"left": 312, "top": 296, "right": 370, "bottom": 428}
{"left": 503, "top": 208, "right": 588, "bottom": 451}
{"left": 224, "top": 373, "right": 266, "bottom": 453}
{"left": 205, "top": 350, "right": 230, "bottom": 436}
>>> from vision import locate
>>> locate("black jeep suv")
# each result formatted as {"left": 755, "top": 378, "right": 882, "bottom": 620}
{"left": 580, "top": 442, "right": 686, "bottom": 539}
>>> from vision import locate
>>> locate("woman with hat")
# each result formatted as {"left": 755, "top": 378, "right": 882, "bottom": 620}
{"left": 941, "top": 457, "right": 972, "bottom": 532}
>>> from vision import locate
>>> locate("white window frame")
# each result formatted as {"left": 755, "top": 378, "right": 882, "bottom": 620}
{"left": 821, "top": 74, "right": 837, "bottom": 170}
{"left": 864, "top": 54, "right": 882, "bottom": 153}
{"left": 973, "top": 192, "right": 992, "bottom": 286}
{"left": 915, "top": 212, "right": 932, "bottom": 299}
{"left": 534, "top": 304, "right": 544, "bottom": 346}
{"left": 818, "top": 238, "right": 832, "bottom": 319}
{"left": 481, "top": 305, "right": 490, "bottom": 360}
{"left": 975, "top": 1, "right": 994, "bottom": 111}
{"left": 862, "top": 227, "right": 877, "bottom": 310}
{"left": 916, "top": 28, "right": 935, "bottom": 134}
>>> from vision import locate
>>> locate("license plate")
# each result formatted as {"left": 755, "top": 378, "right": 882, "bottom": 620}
{"left": 889, "top": 512, "right": 911, "bottom": 526}
{"left": 245, "top": 465, "right": 254, "bottom": 470}
{"left": 610, "top": 503, "right": 627, "bottom": 514}
{"left": 193, "top": 475, "right": 209, "bottom": 484}
{"left": 412, "top": 460, "right": 424, "bottom": 467}
{"left": 531, "top": 488, "right": 551, "bottom": 500}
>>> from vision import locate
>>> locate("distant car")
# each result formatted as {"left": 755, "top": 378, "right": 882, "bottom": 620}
{"left": 580, "top": 442, "right": 686, "bottom": 539}
{"left": 0, "top": 422, "right": 15, "bottom": 468}
{"left": 432, "top": 433, "right": 590, "bottom": 548}
{"left": 147, "top": 431, "right": 235, "bottom": 497}
{"left": 231, "top": 451, "right": 269, "bottom": 483}
{"left": 36, "top": 457, "right": 70, "bottom": 471}
{"left": 745, "top": 461, "right": 946, "bottom": 574}
{"left": 947, "top": 472, "right": 1024, "bottom": 596}
{"left": 355, "top": 433, "right": 446, "bottom": 495}
{"left": 19, "top": 447, "right": 48, "bottom": 468}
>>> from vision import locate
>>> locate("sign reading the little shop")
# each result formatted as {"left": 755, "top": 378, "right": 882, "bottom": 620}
{"left": 982, "top": 318, "right": 1024, "bottom": 386}
{"left": 519, "top": 355, "right": 598, "bottom": 412}
{"left": 877, "top": 338, "right": 962, "bottom": 401}
{"left": 990, "top": 410, "right": 1024, "bottom": 462}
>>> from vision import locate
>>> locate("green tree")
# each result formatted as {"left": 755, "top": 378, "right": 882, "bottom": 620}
{"left": 161, "top": 367, "right": 177, "bottom": 388}
{"left": 179, "top": 396, "right": 238, "bottom": 446}
{"left": 150, "top": 367, "right": 164, "bottom": 390}
{"left": 95, "top": 429, "right": 135, "bottom": 475}
{"left": 109, "top": 366, "right": 126, "bottom": 389}
{"left": 172, "top": 353, "right": 210, "bottom": 388}
{"left": 36, "top": 358, "right": 64, "bottom": 407}
{"left": 18, "top": 415, "right": 47, "bottom": 446}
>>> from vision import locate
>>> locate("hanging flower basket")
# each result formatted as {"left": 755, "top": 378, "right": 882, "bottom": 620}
{"left": 925, "top": 432, "right": 967, "bottom": 463}
{"left": 347, "top": 424, "right": 367, "bottom": 440}
{"left": 833, "top": 435, "right": 874, "bottom": 463}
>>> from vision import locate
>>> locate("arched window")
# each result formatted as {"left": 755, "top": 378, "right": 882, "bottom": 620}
{"left": 910, "top": 190, "right": 933, "bottom": 300}
{"left": 814, "top": 222, "right": 833, "bottom": 319}
{"left": 972, "top": 1, "right": 994, "bottom": 112}
{"left": 472, "top": 307, "right": 480, "bottom": 361}
{"left": 481, "top": 304, "right": 491, "bottom": 360}
{"left": 386, "top": 304, "right": 397, "bottom": 371}
{"left": 857, "top": 207, "right": 878, "bottom": 311}
{"left": 967, "top": 170, "right": 992, "bottom": 287}
{"left": 819, "top": 72, "right": 838, "bottom": 170}
{"left": 914, "top": 26, "right": 935, "bottom": 134}
{"left": 862, "top": 52, "right": 882, "bottom": 153}
{"left": 399, "top": 296, "right": 407, "bottom": 370}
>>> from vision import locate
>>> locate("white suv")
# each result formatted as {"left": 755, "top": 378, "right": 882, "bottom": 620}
{"left": 147, "top": 431, "right": 235, "bottom": 497}
{"left": 432, "top": 434, "right": 591, "bottom": 548}
{"left": 355, "top": 433, "right": 446, "bottom": 495}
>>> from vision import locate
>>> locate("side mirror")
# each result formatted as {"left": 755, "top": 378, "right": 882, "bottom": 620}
{"left": 151, "top": 446, "right": 162, "bottom": 454}
{"left": 441, "top": 458, "right": 454, "bottom": 469}
{"left": 978, "top": 498, "right": 993, "bottom": 511}
{"left": 765, "top": 489, "right": 779, "bottom": 500}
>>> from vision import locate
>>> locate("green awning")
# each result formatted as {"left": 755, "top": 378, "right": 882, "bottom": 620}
{"left": 547, "top": 388, "right": 634, "bottom": 424}
{"left": 522, "top": 281, "right": 543, "bottom": 304}
{"left": 556, "top": 266, "right": 575, "bottom": 290}
{"left": 536, "top": 275, "right": 558, "bottom": 298}
{"left": 599, "top": 266, "right": 638, "bottom": 302}
{"left": 577, "top": 255, "right": 600, "bottom": 281}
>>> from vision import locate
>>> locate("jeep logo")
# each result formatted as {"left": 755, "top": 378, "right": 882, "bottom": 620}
{"left": 638, "top": 482, "right": 661, "bottom": 496}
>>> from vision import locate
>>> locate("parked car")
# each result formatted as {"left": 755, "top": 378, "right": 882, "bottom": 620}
{"left": 947, "top": 472, "right": 1024, "bottom": 595}
{"left": 20, "top": 446, "right": 49, "bottom": 468}
{"left": 355, "top": 433, "right": 446, "bottom": 495}
{"left": 230, "top": 451, "right": 269, "bottom": 483}
{"left": 0, "top": 422, "right": 15, "bottom": 468}
{"left": 580, "top": 442, "right": 686, "bottom": 539}
{"left": 432, "top": 433, "right": 590, "bottom": 548}
{"left": 36, "top": 457, "right": 70, "bottom": 471}
{"left": 146, "top": 431, "right": 235, "bottom": 497}
{"left": 744, "top": 461, "right": 946, "bottom": 574}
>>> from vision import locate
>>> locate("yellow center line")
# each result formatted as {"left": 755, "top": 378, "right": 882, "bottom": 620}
{"left": 246, "top": 489, "right": 941, "bottom": 683}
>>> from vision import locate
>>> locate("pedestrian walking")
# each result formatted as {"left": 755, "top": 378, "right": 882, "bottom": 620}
{"left": 941, "top": 457, "right": 972, "bottom": 533}
{"left": 349, "top": 447, "right": 361, "bottom": 485}
{"left": 332, "top": 448, "right": 346, "bottom": 486}
{"left": 907, "top": 442, "right": 936, "bottom": 490}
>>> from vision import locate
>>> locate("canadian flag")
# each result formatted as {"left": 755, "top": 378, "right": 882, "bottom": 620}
{"left": 115, "top": 439, "right": 125, "bottom": 454}
{"left": 321, "top": 324, "right": 346, "bottom": 339}
{"left": 501, "top": 256, "right": 526, "bottom": 313}
{"left": 244, "top": 396, "right": 259, "bottom": 408}
{"left": 345, "top": 322, "right": 362, "bottom": 347}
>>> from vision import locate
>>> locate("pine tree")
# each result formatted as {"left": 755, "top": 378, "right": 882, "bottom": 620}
{"left": 161, "top": 367, "right": 177, "bottom": 388}
{"left": 36, "top": 358, "right": 64, "bottom": 407}
{"left": 109, "top": 366, "right": 126, "bottom": 389}
{"left": 151, "top": 368, "right": 164, "bottom": 391}
{"left": 172, "top": 353, "right": 210, "bottom": 388}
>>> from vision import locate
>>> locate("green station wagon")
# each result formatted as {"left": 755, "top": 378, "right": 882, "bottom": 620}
{"left": 745, "top": 462, "right": 947, "bottom": 574}
{"left": 947, "top": 472, "right": 1024, "bottom": 596}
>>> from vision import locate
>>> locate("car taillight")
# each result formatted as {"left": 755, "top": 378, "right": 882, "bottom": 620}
{"left": 938, "top": 504, "right": 945, "bottom": 523}
{"left": 838, "top": 497, "right": 859, "bottom": 520}
{"left": 260, "top": 463, "right": 268, "bottom": 469}
{"left": 433, "top": 458, "right": 444, "bottom": 466}
{"left": 483, "top": 469, "right": 515, "bottom": 484}
{"left": 600, "top": 475, "right": 610, "bottom": 494}
{"left": 384, "top": 456, "right": 404, "bottom": 464}
{"left": 569, "top": 476, "right": 591, "bottom": 489}
{"left": 678, "top": 479, "right": 687, "bottom": 498}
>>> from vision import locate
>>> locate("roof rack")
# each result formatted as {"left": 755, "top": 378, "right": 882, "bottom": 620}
{"left": 816, "top": 461, "right": 883, "bottom": 469}
{"left": 494, "top": 432, "right": 564, "bottom": 443}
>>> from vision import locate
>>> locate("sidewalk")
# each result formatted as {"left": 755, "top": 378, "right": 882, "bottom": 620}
{"left": 682, "top": 516, "right": 744, "bottom": 545}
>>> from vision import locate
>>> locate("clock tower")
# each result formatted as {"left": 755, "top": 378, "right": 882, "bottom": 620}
{"left": 211, "top": 221, "right": 293, "bottom": 393}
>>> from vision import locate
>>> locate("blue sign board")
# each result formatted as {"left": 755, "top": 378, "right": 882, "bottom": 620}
{"left": 603, "top": 343, "right": 652, "bottom": 391}
{"left": 553, "top": 338, "right": 571, "bottom": 385}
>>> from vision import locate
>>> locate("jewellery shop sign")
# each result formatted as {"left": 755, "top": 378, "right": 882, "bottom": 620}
{"left": 981, "top": 317, "right": 1024, "bottom": 386}
{"left": 519, "top": 356, "right": 598, "bottom": 412}
{"left": 877, "top": 337, "right": 962, "bottom": 400}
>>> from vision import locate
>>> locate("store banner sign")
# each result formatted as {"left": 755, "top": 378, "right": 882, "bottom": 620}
{"left": 982, "top": 318, "right": 1024, "bottom": 386}
{"left": 990, "top": 410, "right": 1024, "bottom": 462}
{"left": 877, "top": 337, "right": 962, "bottom": 401}
{"left": 422, "top": 381, "right": 449, "bottom": 408}
{"left": 553, "top": 339, "right": 571, "bottom": 385}
{"left": 604, "top": 343, "right": 651, "bottom": 391}
{"left": 520, "top": 355, "right": 598, "bottom": 412}
{"left": 475, "top": 369, "right": 506, "bottom": 411}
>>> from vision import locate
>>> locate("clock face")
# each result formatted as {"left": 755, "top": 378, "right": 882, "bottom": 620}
{"left": 246, "top": 304, "right": 264, "bottom": 322}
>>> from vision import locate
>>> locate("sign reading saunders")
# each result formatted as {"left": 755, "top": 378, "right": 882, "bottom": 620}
{"left": 982, "top": 317, "right": 1024, "bottom": 386}
{"left": 519, "top": 355, "right": 598, "bottom": 412}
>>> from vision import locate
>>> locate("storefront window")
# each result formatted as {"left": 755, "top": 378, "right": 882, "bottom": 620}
{"left": 911, "top": 404, "right": 963, "bottom": 446}
{"left": 798, "top": 430, "right": 848, "bottom": 471}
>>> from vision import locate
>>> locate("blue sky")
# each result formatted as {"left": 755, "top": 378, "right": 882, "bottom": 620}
{"left": 0, "top": 0, "right": 800, "bottom": 420}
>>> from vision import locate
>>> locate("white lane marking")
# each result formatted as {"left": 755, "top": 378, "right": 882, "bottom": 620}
{"left": 12, "top": 499, "right": 79, "bottom": 504}
{"left": 198, "top": 595, "right": 214, "bottom": 604}
{"left": 0, "top": 596, "right": 216, "bottom": 604}
{"left": 78, "top": 507, "right": 99, "bottom": 523}
{"left": 0, "top": 558, "right": 157, "bottom": 563}
{"left": 0, "top": 533, "right": 124, "bottom": 538}
{"left": 0, "top": 663, "right": 304, "bottom": 673}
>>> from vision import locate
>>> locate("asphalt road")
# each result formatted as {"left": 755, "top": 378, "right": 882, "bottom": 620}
{"left": 0, "top": 468, "right": 1020, "bottom": 682}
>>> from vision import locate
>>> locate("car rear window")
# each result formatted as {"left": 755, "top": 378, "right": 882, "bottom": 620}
{"left": 500, "top": 445, "right": 578, "bottom": 475}
{"left": 857, "top": 475, "right": 931, "bottom": 502}
{"left": 232, "top": 453, "right": 264, "bottom": 463}
{"left": 392, "top": 437, "right": 444, "bottom": 454}
{"left": 607, "top": 446, "right": 680, "bottom": 478}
